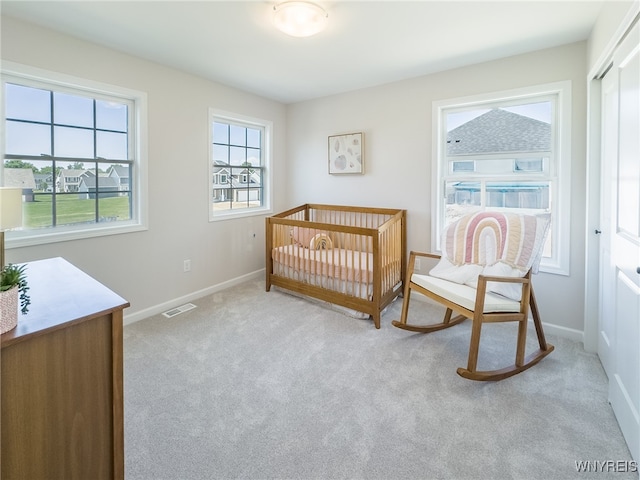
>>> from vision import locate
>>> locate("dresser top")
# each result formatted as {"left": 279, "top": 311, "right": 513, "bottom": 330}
{"left": 1, "top": 257, "right": 130, "bottom": 348}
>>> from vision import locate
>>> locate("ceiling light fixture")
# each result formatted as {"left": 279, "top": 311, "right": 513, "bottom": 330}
{"left": 273, "top": 1, "right": 328, "bottom": 38}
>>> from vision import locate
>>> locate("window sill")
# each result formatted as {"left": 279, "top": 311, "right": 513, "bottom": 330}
{"left": 209, "top": 206, "right": 272, "bottom": 222}
{"left": 6, "top": 222, "right": 148, "bottom": 248}
{"left": 538, "top": 260, "right": 569, "bottom": 276}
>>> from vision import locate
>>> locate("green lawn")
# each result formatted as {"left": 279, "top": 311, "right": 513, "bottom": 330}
{"left": 24, "top": 194, "right": 130, "bottom": 228}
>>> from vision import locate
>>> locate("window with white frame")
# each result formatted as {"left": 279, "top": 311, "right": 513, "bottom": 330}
{"left": 1, "top": 64, "right": 147, "bottom": 246}
{"left": 433, "top": 82, "right": 571, "bottom": 274}
{"left": 209, "top": 110, "right": 270, "bottom": 220}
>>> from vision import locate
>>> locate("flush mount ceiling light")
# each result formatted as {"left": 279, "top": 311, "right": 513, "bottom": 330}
{"left": 273, "top": 1, "right": 328, "bottom": 38}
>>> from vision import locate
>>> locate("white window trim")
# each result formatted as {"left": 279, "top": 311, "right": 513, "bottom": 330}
{"left": 431, "top": 81, "right": 572, "bottom": 275}
{"left": 0, "top": 61, "right": 148, "bottom": 248}
{"left": 208, "top": 108, "right": 272, "bottom": 222}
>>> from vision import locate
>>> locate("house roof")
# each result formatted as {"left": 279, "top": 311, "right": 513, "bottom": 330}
{"left": 230, "top": 178, "right": 260, "bottom": 189}
{"left": 4, "top": 168, "right": 36, "bottom": 189}
{"left": 446, "top": 109, "right": 551, "bottom": 156}
{"left": 109, "top": 165, "right": 129, "bottom": 178}
{"left": 79, "top": 176, "right": 120, "bottom": 189}
{"left": 212, "top": 165, "right": 261, "bottom": 188}
{"left": 34, "top": 173, "right": 52, "bottom": 181}
{"left": 58, "top": 169, "right": 87, "bottom": 178}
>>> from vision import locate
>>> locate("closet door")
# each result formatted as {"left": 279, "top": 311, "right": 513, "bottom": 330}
{"left": 601, "top": 19, "right": 640, "bottom": 462}
{"left": 598, "top": 60, "right": 618, "bottom": 377}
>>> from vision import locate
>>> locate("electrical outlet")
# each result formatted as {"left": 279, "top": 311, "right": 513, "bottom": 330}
{"left": 414, "top": 258, "right": 421, "bottom": 271}
{"left": 183, "top": 259, "right": 191, "bottom": 272}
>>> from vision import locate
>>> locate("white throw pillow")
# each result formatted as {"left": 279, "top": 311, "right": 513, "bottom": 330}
{"left": 429, "top": 256, "right": 483, "bottom": 285}
{"left": 477, "top": 261, "right": 527, "bottom": 301}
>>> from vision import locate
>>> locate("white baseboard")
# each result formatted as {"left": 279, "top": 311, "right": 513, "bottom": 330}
{"left": 541, "top": 322, "right": 584, "bottom": 344}
{"left": 125, "top": 270, "right": 586, "bottom": 346}
{"left": 123, "top": 268, "right": 265, "bottom": 325}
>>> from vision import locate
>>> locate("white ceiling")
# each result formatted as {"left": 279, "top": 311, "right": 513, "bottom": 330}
{"left": 1, "top": 0, "right": 605, "bottom": 104}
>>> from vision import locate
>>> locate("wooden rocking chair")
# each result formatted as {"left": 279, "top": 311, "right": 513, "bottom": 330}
{"left": 392, "top": 212, "right": 554, "bottom": 381}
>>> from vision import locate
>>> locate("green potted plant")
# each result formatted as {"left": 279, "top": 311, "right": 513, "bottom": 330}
{"left": 0, "top": 264, "right": 30, "bottom": 334}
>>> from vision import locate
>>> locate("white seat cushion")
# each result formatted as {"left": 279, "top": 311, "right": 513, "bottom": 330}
{"left": 411, "top": 274, "right": 521, "bottom": 313}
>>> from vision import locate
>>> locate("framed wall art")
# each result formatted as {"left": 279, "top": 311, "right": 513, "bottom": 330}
{"left": 328, "top": 132, "right": 363, "bottom": 174}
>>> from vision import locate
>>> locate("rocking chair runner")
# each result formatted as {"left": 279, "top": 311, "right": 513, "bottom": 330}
{"left": 392, "top": 212, "right": 555, "bottom": 381}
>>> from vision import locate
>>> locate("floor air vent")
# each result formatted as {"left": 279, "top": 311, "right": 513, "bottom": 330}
{"left": 162, "top": 303, "right": 197, "bottom": 318}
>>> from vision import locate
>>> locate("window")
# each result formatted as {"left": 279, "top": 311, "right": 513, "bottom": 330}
{"left": 433, "top": 82, "right": 571, "bottom": 274}
{"left": 209, "top": 109, "right": 271, "bottom": 220}
{"left": 1, "top": 63, "right": 147, "bottom": 246}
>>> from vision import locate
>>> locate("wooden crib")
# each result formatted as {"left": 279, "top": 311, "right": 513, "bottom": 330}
{"left": 266, "top": 204, "right": 406, "bottom": 328}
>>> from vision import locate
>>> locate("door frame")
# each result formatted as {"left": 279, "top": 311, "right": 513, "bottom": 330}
{"left": 584, "top": 4, "right": 640, "bottom": 353}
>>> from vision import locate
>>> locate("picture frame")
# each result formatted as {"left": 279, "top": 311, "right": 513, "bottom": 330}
{"left": 328, "top": 132, "right": 363, "bottom": 174}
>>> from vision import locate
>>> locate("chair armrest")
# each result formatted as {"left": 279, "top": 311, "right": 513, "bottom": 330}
{"left": 407, "top": 251, "right": 441, "bottom": 277}
{"left": 476, "top": 272, "right": 532, "bottom": 307}
{"left": 478, "top": 274, "right": 530, "bottom": 285}
{"left": 410, "top": 251, "right": 441, "bottom": 260}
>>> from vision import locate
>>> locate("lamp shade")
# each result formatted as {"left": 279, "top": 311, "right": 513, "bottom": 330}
{"left": 0, "top": 188, "right": 23, "bottom": 230}
{"left": 273, "top": 1, "right": 328, "bottom": 37}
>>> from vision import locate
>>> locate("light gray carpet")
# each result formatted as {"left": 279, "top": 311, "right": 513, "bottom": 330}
{"left": 124, "top": 279, "right": 636, "bottom": 480}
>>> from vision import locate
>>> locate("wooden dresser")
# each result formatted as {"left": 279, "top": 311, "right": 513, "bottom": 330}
{"left": 1, "top": 257, "right": 129, "bottom": 480}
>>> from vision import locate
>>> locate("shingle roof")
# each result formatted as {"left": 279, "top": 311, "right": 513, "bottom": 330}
{"left": 59, "top": 169, "right": 87, "bottom": 178}
{"left": 109, "top": 165, "right": 129, "bottom": 178}
{"left": 447, "top": 109, "right": 551, "bottom": 155}
{"left": 5, "top": 168, "right": 36, "bottom": 189}
{"left": 80, "top": 176, "right": 120, "bottom": 189}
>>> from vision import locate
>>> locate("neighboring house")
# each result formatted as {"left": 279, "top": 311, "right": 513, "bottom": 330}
{"left": 33, "top": 173, "right": 54, "bottom": 192}
{"left": 238, "top": 168, "right": 260, "bottom": 185}
{"left": 4, "top": 168, "right": 37, "bottom": 202}
{"left": 212, "top": 163, "right": 261, "bottom": 203}
{"left": 77, "top": 175, "right": 120, "bottom": 200}
{"left": 447, "top": 181, "right": 550, "bottom": 210}
{"left": 107, "top": 165, "right": 130, "bottom": 194}
{"left": 445, "top": 109, "right": 551, "bottom": 210}
{"left": 57, "top": 169, "right": 95, "bottom": 193}
{"left": 212, "top": 163, "right": 231, "bottom": 202}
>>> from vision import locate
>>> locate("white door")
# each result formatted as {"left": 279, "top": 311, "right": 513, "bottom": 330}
{"left": 598, "top": 65, "right": 618, "bottom": 376}
{"left": 600, "top": 20, "right": 640, "bottom": 462}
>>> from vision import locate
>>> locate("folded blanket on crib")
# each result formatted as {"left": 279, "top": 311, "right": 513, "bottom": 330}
{"left": 273, "top": 245, "right": 372, "bottom": 283}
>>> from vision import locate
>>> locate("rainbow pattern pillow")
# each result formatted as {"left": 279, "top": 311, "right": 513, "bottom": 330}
{"left": 291, "top": 227, "right": 333, "bottom": 250}
{"left": 429, "top": 212, "right": 551, "bottom": 300}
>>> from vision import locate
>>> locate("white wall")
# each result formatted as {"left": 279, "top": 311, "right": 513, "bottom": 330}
{"left": 1, "top": 16, "right": 288, "bottom": 321}
{"left": 0, "top": 15, "right": 595, "bottom": 338}
{"left": 587, "top": 0, "right": 638, "bottom": 73}
{"left": 286, "top": 42, "right": 588, "bottom": 338}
